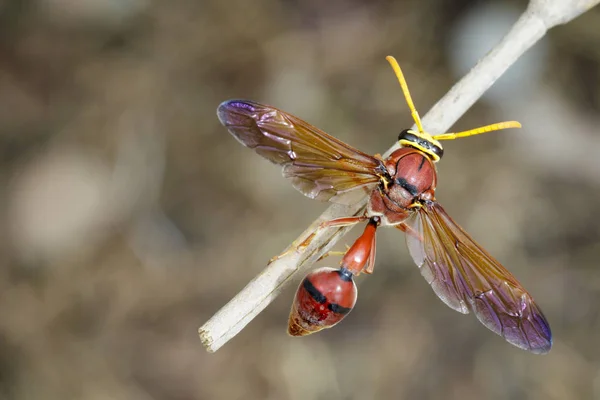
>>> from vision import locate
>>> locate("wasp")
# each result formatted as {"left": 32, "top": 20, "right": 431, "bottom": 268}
{"left": 217, "top": 56, "right": 551, "bottom": 354}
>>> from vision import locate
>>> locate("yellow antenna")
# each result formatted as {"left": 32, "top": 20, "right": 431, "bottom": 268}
{"left": 433, "top": 121, "right": 522, "bottom": 141}
{"left": 386, "top": 56, "right": 425, "bottom": 134}
{"left": 386, "top": 55, "right": 521, "bottom": 161}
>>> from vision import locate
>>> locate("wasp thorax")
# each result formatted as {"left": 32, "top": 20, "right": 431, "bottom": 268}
{"left": 381, "top": 148, "right": 436, "bottom": 211}
{"left": 288, "top": 267, "right": 357, "bottom": 336}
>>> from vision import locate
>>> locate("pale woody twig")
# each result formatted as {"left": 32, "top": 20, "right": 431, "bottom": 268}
{"left": 199, "top": 0, "right": 600, "bottom": 353}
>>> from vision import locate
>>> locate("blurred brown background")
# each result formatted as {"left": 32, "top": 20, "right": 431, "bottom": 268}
{"left": 1, "top": 0, "right": 599, "bottom": 399}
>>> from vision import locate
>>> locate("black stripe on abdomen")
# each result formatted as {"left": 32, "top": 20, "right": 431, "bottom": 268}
{"left": 328, "top": 303, "right": 352, "bottom": 315}
{"left": 303, "top": 278, "right": 326, "bottom": 303}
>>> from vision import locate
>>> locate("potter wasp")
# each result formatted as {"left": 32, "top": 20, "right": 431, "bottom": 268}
{"left": 217, "top": 56, "right": 552, "bottom": 354}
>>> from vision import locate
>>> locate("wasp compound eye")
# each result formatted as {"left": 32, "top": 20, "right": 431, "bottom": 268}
{"left": 398, "top": 129, "right": 411, "bottom": 142}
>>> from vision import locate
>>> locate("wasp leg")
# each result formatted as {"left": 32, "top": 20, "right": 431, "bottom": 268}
{"left": 363, "top": 228, "right": 377, "bottom": 274}
{"left": 395, "top": 222, "right": 423, "bottom": 242}
{"left": 268, "top": 216, "right": 368, "bottom": 265}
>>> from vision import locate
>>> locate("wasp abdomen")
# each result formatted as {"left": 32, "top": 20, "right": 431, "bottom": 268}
{"left": 288, "top": 267, "right": 357, "bottom": 336}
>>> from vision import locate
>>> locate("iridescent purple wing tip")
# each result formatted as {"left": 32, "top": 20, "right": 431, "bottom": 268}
{"left": 216, "top": 99, "right": 384, "bottom": 205}
{"left": 404, "top": 201, "right": 552, "bottom": 354}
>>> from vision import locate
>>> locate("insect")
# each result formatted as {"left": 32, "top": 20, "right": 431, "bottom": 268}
{"left": 217, "top": 56, "right": 552, "bottom": 354}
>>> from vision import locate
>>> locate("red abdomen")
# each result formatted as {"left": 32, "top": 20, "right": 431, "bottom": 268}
{"left": 288, "top": 267, "right": 357, "bottom": 336}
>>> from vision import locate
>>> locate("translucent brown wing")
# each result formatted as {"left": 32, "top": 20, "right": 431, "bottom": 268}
{"left": 217, "top": 100, "right": 384, "bottom": 205}
{"left": 404, "top": 201, "right": 552, "bottom": 354}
